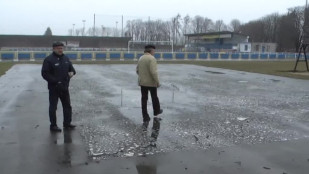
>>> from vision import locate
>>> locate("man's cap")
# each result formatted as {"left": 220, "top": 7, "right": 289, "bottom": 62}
{"left": 52, "top": 42, "right": 64, "bottom": 48}
{"left": 144, "top": 44, "right": 156, "bottom": 49}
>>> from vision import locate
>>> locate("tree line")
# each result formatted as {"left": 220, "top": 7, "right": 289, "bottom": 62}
{"left": 59, "top": 6, "right": 307, "bottom": 52}
{"left": 240, "top": 6, "right": 306, "bottom": 52}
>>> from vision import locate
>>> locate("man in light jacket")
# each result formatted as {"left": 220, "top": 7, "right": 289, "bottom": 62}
{"left": 136, "top": 45, "right": 163, "bottom": 123}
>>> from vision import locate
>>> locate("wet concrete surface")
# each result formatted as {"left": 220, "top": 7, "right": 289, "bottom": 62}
{"left": 1, "top": 64, "right": 309, "bottom": 173}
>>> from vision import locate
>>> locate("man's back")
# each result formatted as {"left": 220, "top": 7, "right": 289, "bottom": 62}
{"left": 137, "top": 53, "right": 159, "bottom": 87}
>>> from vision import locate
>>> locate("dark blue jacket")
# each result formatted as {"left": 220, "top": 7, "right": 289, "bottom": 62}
{"left": 41, "top": 52, "right": 76, "bottom": 90}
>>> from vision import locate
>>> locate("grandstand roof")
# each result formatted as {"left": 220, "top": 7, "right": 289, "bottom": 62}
{"left": 184, "top": 31, "right": 247, "bottom": 37}
{"left": 0, "top": 35, "right": 132, "bottom": 48}
{"left": 184, "top": 31, "right": 249, "bottom": 41}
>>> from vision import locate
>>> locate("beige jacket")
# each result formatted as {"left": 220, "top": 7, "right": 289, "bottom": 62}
{"left": 136, "top": 53, "right": 159, "bottom": 87}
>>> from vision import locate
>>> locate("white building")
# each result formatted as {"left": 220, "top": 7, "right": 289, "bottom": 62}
{"left": 251, "top": 42, "right": 277, "bottom": 53}
{"left": 238, "top": 42, "right": 251, "bottom": 53}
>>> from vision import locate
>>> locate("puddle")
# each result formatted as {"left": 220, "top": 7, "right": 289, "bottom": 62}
{"left": 270, "top": 79, "right": 280, "bottom": 82}
{"left": 205, "top": 71, "right": 225, "bottom": 74}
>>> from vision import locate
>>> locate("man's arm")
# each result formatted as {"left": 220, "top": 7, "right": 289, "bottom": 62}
{"left": 149, "top": 58, "right": 160, "bottom": 86}
{"left": 69, "top": 60, "right": 76, "bottom": 75}
{"left": 41, "top": 59, "right": 57, "bottom": 83}
{"left": 136, "top": 64, "right": 139, "bottom": 75}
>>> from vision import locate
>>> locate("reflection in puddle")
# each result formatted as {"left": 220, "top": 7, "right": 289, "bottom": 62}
{"left": 87, "top": 118, "right": 162, "bottom": 160}
{"left": 270, "top": 79, "right": 280, "bottom": 82}
{"left": 205, "top": 71, "right": 225, "bottom": 74}
{"left": 136, "top": 163, "right": 157, "bottom": 174}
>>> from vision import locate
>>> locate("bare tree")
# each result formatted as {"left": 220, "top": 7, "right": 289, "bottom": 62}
{"left": 133, "top": 20, "right": 144, "bottom": 40}
{"left": 75, "top": 29, "right": 81, "bottom": 36}
{"left": 230, "top": 19, "right": 241, "bottom": 32}
{"left": 202, "top": 18, "right": 214, "bottom": 32}
{"left": 171, "top": 14, "right": 182, "bottom": 45}
{"left": 182, "top": 15, "right": 191, "bottom": 34}
{"left": 192, "top": 16, "right": 205, "bottom": 33}
{"left": 86, "top": 27, "right": 101, "bottom": 36}
{"left": 68, "top": 29, "right": 73, "bottom": 36}
{"left": 289, "top": 6, "right": 306, "bottom": 49}
{"left": 160, "top": 21, "right": 171, "bottom": 41}
{"left": 126, "top": 19, "right": 172, "bottom": 41}
{"left": 214, "top": 20, "right": 227, "bottom": 32}
{"left": 261, "top": 13, "right": 280, "bottom": 42}
{"left": 239, "top": 20, "right": 266, "bottom": 42}
{"left": 277, "top": 11, "right": 299, "bottom": 52}
{"left": 121, "top": 6, "right": 305, "bottom": 50}
{"left": 281, "top": 7, "right": 306, "bottom": 51}
{"left": 126, "top": 20, "right": 134, "bottom": 38}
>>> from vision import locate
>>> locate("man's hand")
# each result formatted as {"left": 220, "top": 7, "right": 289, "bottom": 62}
{"left": 68, "top": 72, "right": 74, "bottom": 78}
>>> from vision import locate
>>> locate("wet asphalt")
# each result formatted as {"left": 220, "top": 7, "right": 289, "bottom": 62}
{"left": 1, "top": 64, "right": 309, "bottom": 174}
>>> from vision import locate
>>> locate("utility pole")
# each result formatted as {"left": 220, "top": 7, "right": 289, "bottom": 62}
{"left": 122, "top": 15, "right": 123, "bottom": 37}
{"left": 93, "top": 13, "right": 96, "bottom": 36}
{"left": 115, "top": 21, "right": 118, "bottom": 37}
{"left": 82, "top": 20, "right": 86, "bottom": 36}
{"left": 148, "top": 16, "right": 150, "bottom": 41}
{"left": 72, "top": 24, "right": 75, "bottom": 36}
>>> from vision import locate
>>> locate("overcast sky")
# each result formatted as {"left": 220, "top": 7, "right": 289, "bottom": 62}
{"left": 0, "top": 0, "right": 307, "bottom": 35}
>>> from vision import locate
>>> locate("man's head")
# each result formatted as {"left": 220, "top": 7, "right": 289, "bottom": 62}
{"left": 52, "top": 42, "right": 64, "bottom": 56}
{"left": 144, "top": 44, "right": 156, "bottom": 55}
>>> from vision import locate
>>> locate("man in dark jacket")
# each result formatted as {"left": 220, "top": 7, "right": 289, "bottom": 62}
{"left": 42, "top": 42, "right": 76, "bottom": 132}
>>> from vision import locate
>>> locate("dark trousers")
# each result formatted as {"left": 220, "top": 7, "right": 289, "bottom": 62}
{"left": 141, "top": 86, "right": 160, "bottom": 119}
{"left": 49, "top": 88, "right": 72, "bottom": 127}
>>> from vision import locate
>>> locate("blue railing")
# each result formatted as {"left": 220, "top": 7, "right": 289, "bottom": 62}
{"left": 0, "top": 51, "right": 298, "bottom": 61}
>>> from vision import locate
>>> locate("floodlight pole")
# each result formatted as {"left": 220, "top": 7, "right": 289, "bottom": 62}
{"left": 93, "top": 13, "right": 96, "bottom": 36}
{"left": 72, "top": 24, "right": 75, "bottom": 36}
{"left": 82, "top": 20, "right": 86, "bottom": 36}
{"left": 122, "top": 15, "right": 124, "bottom": 37}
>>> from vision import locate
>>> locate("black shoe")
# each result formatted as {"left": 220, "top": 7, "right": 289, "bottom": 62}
{"left": 50, "top": 125, "right": 62, "bottom": 132}
{"left": 154, "top": 109, "right": 163, "bottom": 116}
{"left": 63, "top": 124, "right": 76, "bottom": 129}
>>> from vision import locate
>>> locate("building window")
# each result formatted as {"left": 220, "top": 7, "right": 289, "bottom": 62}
{"left": 245, "top": 45, "right": 248, "bottom": 51}
{"left": 256, "top": 45, "right": 259, "bottom": 51}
